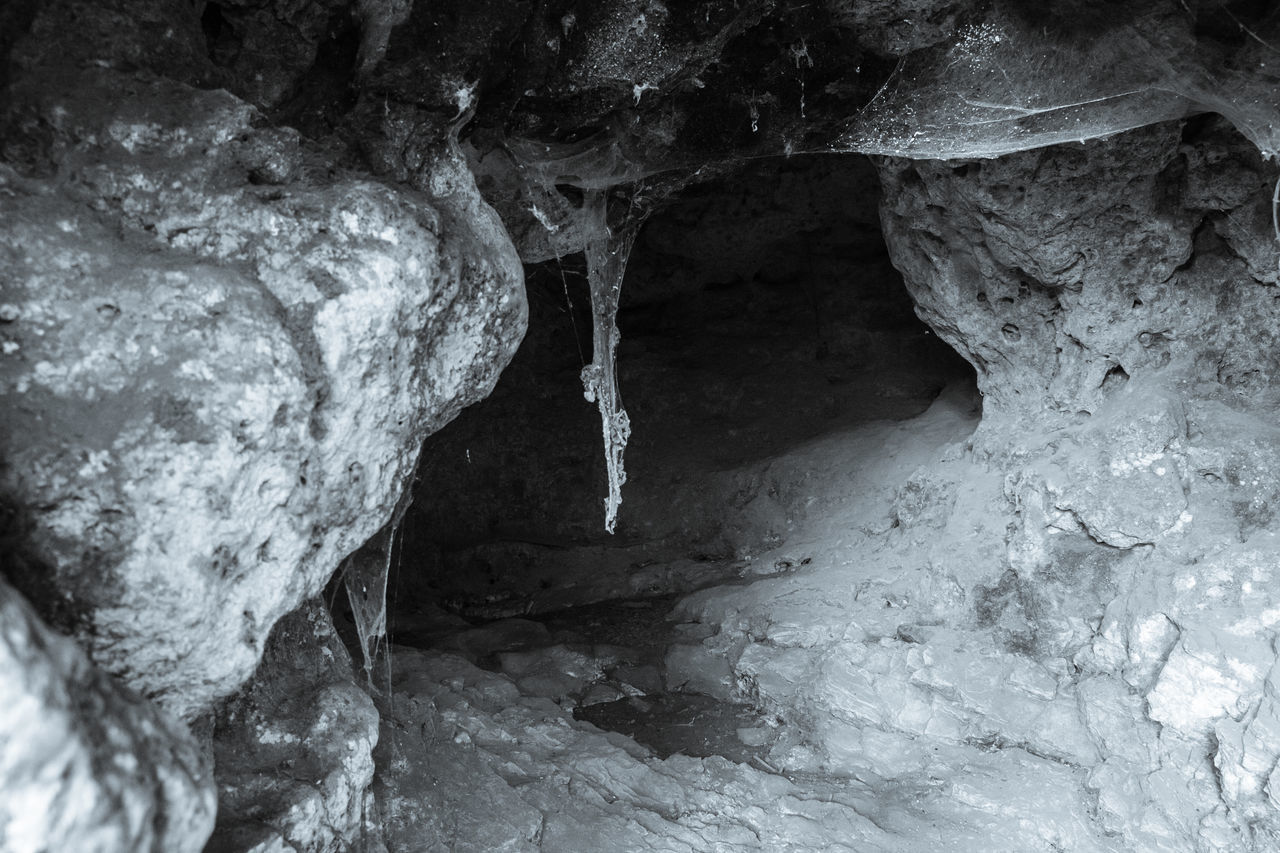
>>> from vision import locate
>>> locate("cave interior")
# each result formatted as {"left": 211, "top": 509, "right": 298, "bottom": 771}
{"left": 4, "top": 1, "right": 1280, "bottom": 852}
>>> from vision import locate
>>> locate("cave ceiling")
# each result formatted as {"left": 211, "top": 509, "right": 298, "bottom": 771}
{"left": 14, "top": 0, "right": 1269, "bottom": 261}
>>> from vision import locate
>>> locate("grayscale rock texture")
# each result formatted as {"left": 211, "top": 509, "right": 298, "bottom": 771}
{"left": 207, "top": 598, "right": 382, "bottom": 852}
{"left": 0, "top": 574, "right": 216, "bottom": 853}
{"left": 0, "top": 1, "right": 525, "bottom": 722}
{"left": 4, "top": 0, "right": 1280, "bottom": 851}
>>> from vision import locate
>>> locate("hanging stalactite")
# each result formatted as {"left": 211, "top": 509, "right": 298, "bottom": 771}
{"left": 580, "top": 190, "right": 641, "bottom": 533}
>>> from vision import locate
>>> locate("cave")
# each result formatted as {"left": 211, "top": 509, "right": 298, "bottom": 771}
{"left": 351, "top": 149, "right": 978, "bottom": 763}
{"left": 4, "top": 2, "right": 1280, "bottom": 852}
{"left": 385, "top": 153, "right": 975, "bottom": 620}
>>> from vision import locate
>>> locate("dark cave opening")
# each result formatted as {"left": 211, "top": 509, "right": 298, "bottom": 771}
{"left": 331, "top": 153, "right": 977, "bottom": 652}
{"left": 326, "top": 151, "right": 978, "bottom": 768}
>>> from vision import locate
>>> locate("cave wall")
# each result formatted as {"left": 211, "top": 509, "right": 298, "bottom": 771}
{"left": 879, "top": 118, "right": 1280, "bottom": 424}
{"left": 1, "top": 1, "right": 525, "bottom": 719}
{"left": 0, "top": 572, "right": 216, "bottom": 853}
{"left": 872, "top": 117, "right": 1280, "bottom": 848}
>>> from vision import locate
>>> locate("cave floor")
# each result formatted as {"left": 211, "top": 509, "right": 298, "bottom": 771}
{"left": 356, "top": 383, "right": 1132, "bottom": 851}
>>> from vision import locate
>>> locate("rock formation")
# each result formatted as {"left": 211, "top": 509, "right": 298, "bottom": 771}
{"left": 0, "top": 574, "right": 215, "bottom": 853}
{"left": 3, "top": 0, "right": 1280, "bottom": 851}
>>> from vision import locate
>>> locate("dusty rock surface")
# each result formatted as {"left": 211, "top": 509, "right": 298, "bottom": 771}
{"left": 0, "top": 64, "right": 525, "bottom": 717}
{"left": 0, "top": 575, "right": 216, "bottom": 853}
{"left": 208, "top": 598, "right": 382, "bottom": 853}
{"left": 385, "top": 340, "right": 1280, "bottom": 849}
{"left": 6, "top": 1, "right": 1280, "bottom": 851}
{"left": 386, "top": 118, "right": 1280, "bottom": 851}
{"left": 372, "top": 642, "right": 1122, "bottom": 852}
{"left": 663, "top": 385, "right": 1280, "bottom": 850}
{"left": 878, "top": 117, "right": 1279, "bottom": 425}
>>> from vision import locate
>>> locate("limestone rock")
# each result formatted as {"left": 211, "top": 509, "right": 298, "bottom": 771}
{"left": 0, "top": 66, "right": 526, "bottom": 718}
{"left": 877, "top": 122, "right": 1194, "bottom": 419}
{"left": 498, "top": 643, "right": 613, "bottom": 705}
{"left": 387, "top": 646, "right": 1133, "bottom": 851}
{"left": 208, "top": 598, "right": 381, "bottom": 853}
{"left": 0, "top": 575, "right": 216, "bottom": 853}
{"left": 1036, "top": 387, "right": 1191, "bottom": 548}
{"left": 663, "top": 641, "right": 739, "bottom": 702}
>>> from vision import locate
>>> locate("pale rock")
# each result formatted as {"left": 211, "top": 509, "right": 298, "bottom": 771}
{"left": 1123, "top": 611, "right": 1181, "bottom": 689}
{"left": 1085, "top": 759, "right": 1188, "bottom": 850}
{"left": 1211, "top": 658, "right": 1280, "bottom": 817}
{"left": 735, "top": 642, "right": 816, "bottom": 706}
{"left": 372, "top": 648, "right": 1124, "bottom": 852}
{"left": 498, "top": 644, "right": 611, "bottom": 704}
{"left": 1267, "top": 762, "right": 1280, "bottom": 809}
{"left": 1075, "top": 676, "right": 1158, "bottom": 768}
{"left": 663, "top": 641, "right": 738, "bottom": 701}
{"left": 877, "top": 123, "right": 1198, "bottom": 420}
{"left": 807, "top": 631, "right": 1095, "bottom": 766}
{"left": 1147, "top": 628, "right": 1268, "bottom": 736}
{"left": 0, "top": 575, "right": 216, "bottom": 853}
{"left": 1039, "top": 389, "right": 1190, "bottom": 548}
{"left": 0, "top": 67, "right": 525, "bottom": 718}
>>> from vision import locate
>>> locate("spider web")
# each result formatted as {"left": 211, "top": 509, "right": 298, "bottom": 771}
{"left": 838, "top": 2, "right": 1280, "bottom": 159}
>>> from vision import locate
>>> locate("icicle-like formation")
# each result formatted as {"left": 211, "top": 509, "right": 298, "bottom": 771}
{"left": 581, "top": 190, "right": 639, "bottom": 533}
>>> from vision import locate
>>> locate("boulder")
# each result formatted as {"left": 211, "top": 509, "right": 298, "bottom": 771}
{"left": 0, "top": 575, "right": 216, "bottom": 853}
{"left": 0, "top": 66, "right": 525, "bottom": 718}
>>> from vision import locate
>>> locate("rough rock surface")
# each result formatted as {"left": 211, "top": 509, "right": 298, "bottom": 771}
{"left": 0, "top": 65, "right": 525, "bottom": 718}
{"left": 878, "top": 117, "right": 1279, "bottom": 425}
{"left": 373, "top": 644, "right": 1122, "bottom": 852}
{"left": 862, "top": 120, "right": 1280, "bottom": 849}
{"left": 7, "top": 1, "right": 1280, "bottom": 851}
{"left": 208, "top": 598, "right": 382, "bottom": 853}
{"left": 0, "top": 575, "right": 216, "bottom": 853}
{"left": 664, "top": 388, "right": 1280, "bottom": 850}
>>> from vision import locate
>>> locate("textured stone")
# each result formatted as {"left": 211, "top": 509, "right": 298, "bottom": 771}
{"left": 498, "top": 644, "right": 613, "bottom": 705}
{"left": 878, "top": 122, "right": 1192, "bottom": 419}
{"left": 374, "top": 647, "right": 1122, "bottom": 852}
{"left": 8, "top": 3, "right": 1280, "bottom": 852}
{"left": 663, "top": 641, "right": 739, "bottom": 701}
{"left": 0, "top": 575, "right": 216, "bottom": 853}
{"left": 0, "top": 67, "right": 525, "bottom": 718}
{"left": 403, "top": 153, "right": 969, "bottom": 612}
{"left": 207, "top": 598, "right": 381, "bottom": 853}
{"left": 865, "top": 119, "right": 1280, "bottom": 849}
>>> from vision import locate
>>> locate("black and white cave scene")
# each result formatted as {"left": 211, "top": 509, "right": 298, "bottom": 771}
{"left": 10, "top": 2, "right": 1280, "bottom": 852}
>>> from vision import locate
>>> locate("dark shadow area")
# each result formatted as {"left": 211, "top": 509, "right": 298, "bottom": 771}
{"left": 358, "top": 153, "right": 975, "bottom": 635}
